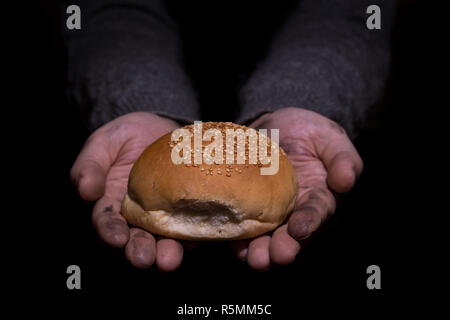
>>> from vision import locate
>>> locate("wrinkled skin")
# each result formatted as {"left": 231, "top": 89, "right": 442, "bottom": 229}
{"left": 71, "top": 108, "right": 362, "bottom": 271}
{"left": 231, "top": 107, "right": 363, "bottom": 271}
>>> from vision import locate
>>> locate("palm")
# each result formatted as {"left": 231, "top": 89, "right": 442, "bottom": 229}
{"left": 280, "top": 133, "right": 329, "bottom": 203}
{"left": 103, "top": 127, "right": 173, "bottom": 204}
{"left": 253, "top": 110, "right": 336, "bottom": 238}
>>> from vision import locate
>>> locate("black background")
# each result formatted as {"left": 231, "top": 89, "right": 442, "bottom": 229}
{"left": 11, "top": 0, "right": 432, "bottom": 316}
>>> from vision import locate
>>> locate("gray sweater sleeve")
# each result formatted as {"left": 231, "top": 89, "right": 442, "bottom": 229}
{"left": 63, "top": 0, "right": 199, "bottom": 130}
{"left": 237, "top": 0, "right": 396, "bottom": 138}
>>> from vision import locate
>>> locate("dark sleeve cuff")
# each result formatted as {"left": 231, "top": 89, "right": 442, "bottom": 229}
{"left": 237, "top": 0, "right": 396, "bottom": 139}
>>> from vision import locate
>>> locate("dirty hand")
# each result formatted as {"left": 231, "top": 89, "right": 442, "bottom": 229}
{"left": 71, "top": 112, "right": 186, "bottom": 271}
{"left": 232, "top": 107, "right": 363, "bottom": 271}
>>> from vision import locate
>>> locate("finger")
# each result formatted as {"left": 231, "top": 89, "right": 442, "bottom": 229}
{"left": 317, "top": 133, "right": 363, "bottom": 193}
{"left": 125, "top": 228, "right": 156, "bottom": 269}
{"left": 288, "top": 187, "right": 336, "bottom": 241}
{"left": 71, "top": 135, "right": 114, "bottom": 201}
{"left": 327, "top": 151, "right": 363, "bottom": 193}
{"left": 156, "top": 238, "right": 184, "bottom": 272}
{"left": 74, "top": 161, "right": 106, "bottom": 201}
{"left": 247, "top": 235, "right": 271, "bottom": 271}
{"left": 269, "top": 225, "right": 300, "bottom": 265}
{"left": 92, "top": 197, "right": 130, "bottom": 248}
{"left": 231, "top": 240, "right": 250, "bottom": 261}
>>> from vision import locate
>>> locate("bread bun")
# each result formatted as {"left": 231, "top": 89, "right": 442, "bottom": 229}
{"left": 121, "top": 122, "right": 298, "bottom": 240}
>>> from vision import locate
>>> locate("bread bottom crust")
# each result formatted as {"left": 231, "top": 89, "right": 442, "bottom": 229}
{"left": 121, "top": 193, "right": 279, "bottom": 240}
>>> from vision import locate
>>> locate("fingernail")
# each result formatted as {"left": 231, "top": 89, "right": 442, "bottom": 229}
{"left": 288, "top": 221, "right": 311, "bottom": 241}
{"left": 239, "top": 248, "right": 248, "bottom": 261}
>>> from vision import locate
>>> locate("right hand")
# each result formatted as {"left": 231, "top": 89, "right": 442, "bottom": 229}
{"left": 70, "top": 112, "right": 186, "bottom": 271}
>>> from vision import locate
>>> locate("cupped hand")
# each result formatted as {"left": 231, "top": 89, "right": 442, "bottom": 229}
{"left": 232, "top": 107, "right": 363, "bottom": 271}
{"left": 71, "top": 112, "right": 185, "bottom": 271}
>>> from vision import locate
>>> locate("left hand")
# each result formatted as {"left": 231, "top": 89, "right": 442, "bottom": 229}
{"left": 231, "top": 107, "right": 363, "bottom": 271}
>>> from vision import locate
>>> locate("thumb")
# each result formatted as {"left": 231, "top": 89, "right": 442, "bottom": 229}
{"left": 317, "top": 130, "right": 363, "bottom": 193}
{"left": 326, "top": 151, "right": 363, "bottom": 193}
{"left": 70, "top": 134, "right": 113, "bottom": 201}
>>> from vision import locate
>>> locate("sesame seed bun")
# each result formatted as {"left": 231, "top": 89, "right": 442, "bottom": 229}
{"left": 121, "top": 122, "right": 298, "bottom": 240}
